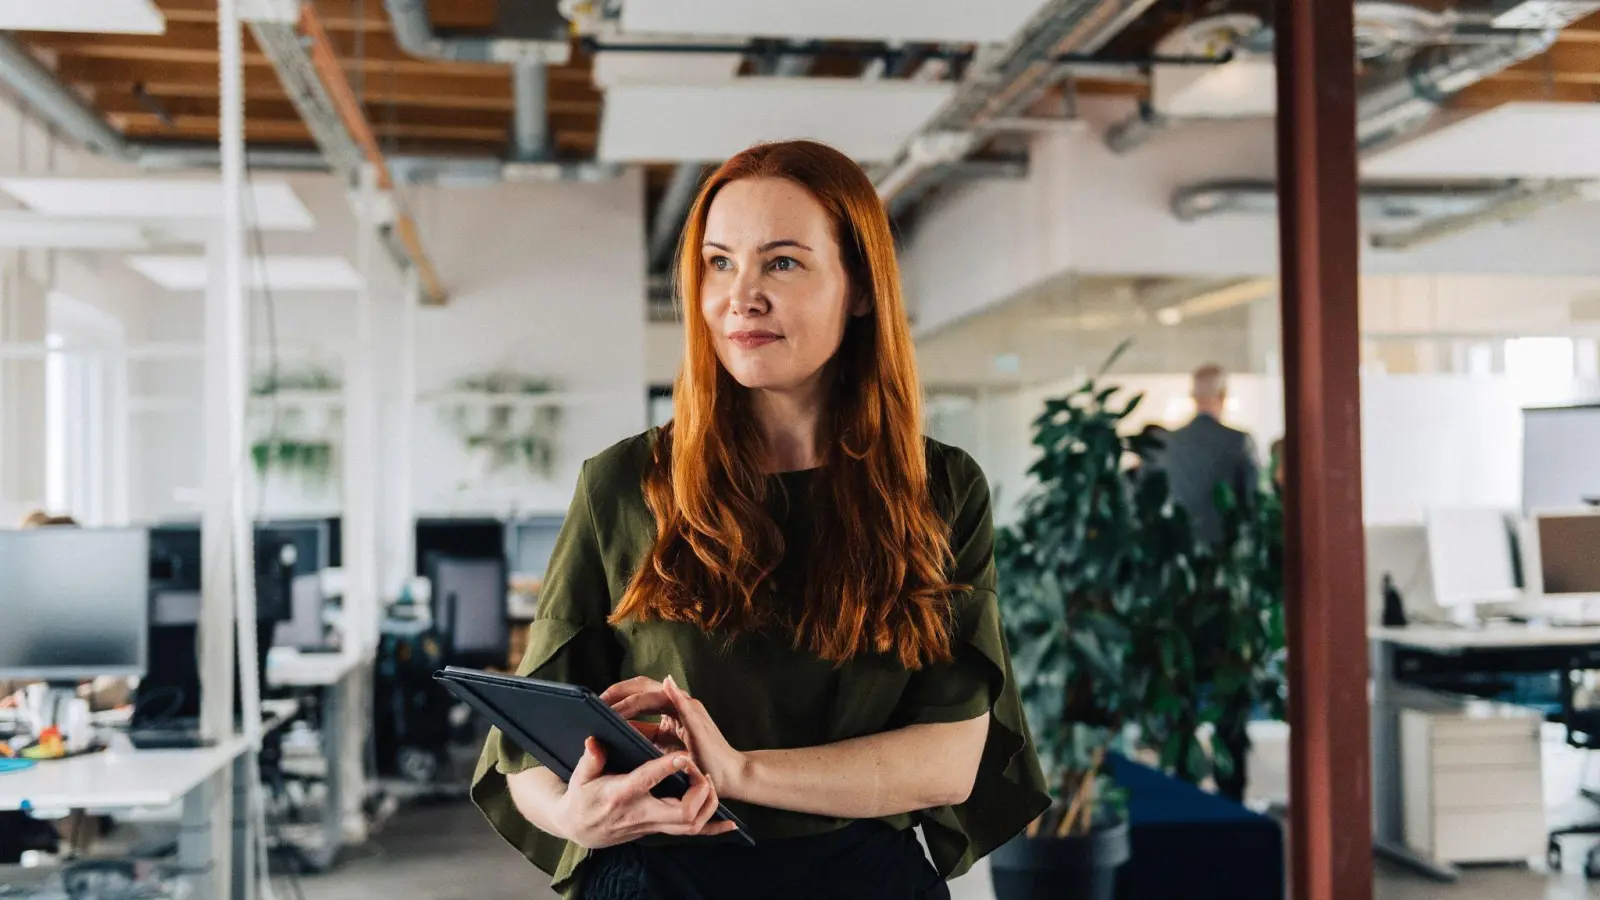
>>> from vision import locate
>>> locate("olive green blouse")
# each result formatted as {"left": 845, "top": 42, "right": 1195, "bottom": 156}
{"left": 471, "top": 429, "right": 1050, "bottom": 898}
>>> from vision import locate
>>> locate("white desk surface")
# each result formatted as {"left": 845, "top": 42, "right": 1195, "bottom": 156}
{"left": 0, "top": 733, "right": 247, "bottom": 812}
{"left": 1371, "top": 623, "right": 1600, "bottom": 650}
{"left": 266, "top": 647, "right": 366, "bottom": 688}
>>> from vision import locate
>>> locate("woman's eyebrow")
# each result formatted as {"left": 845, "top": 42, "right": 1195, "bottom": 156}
{"left": 701, "top": 240, "right": 815, "bottom": 253}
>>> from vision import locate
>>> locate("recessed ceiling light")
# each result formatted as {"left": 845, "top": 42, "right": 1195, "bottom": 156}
{"left": 0, "top": 0, "right": 165, "bottom": 34}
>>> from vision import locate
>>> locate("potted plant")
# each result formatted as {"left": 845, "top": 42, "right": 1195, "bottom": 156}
{"left": 439, "top": 370, "right": 562, "bottom": 479}
{"left": 989, "top": 348, "right": 1154, "bottom": 900}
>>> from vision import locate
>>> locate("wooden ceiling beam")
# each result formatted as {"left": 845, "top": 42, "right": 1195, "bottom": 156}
{"left": 51, "top": 56, "right": 594, "bottom": 92}
{"left": 110, "top": 111, "right": 518, "bottom": 142}
{"left": 1451, "top": 78, "right": 1600, "bottom": 108}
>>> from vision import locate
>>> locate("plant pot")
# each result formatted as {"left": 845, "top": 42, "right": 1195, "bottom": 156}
{"left": 989, "top": 820, "right": 1131, "bottom": 900}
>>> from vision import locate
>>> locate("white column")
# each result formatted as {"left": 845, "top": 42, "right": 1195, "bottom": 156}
{"left": 0, "top": 269, "right": 49, "bottom": 522}
{"left": 386, "top": 267, "right": 419, "bottom": 595}
{"left": 336, "top": 164, "right": 384, "bottom": 842}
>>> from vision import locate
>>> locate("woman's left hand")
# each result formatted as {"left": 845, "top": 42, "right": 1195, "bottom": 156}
{"left": 600, "top": 675, "right": 747, "bottom": 799}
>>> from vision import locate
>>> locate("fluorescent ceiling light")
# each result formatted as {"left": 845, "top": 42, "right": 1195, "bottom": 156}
{"left": 126, "top": 255, "right": 364, "bottom": 292}
{"left": 0, "top": 0, "right": 165, "bottom": 34}
{"left": 0, "top": 178, "right": 316, "bottom": 231}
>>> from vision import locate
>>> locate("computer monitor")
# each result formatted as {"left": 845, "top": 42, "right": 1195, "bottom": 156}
{"left": 0, "top": 528, "right": 150, "bottom": 681}
{"left": 1534, "top": 512, "right": 1600, "bottom": 596}
{"left": 1365, "top": 523, "right": 1436, "bottom": 625}
{"left": 1424, "top": 507, "right": 1522, "bottom": 608}
{"left": 257, "top": 519, "right": 330, "bottom": 577}
{"left": 415, "top": 517, "right": 506, "bottom": 576}
{"left": 147, "top": 522, "right": 294, "bottom": 622}
{"left": 429, "top": 555, "right": 510, "bottom": 667}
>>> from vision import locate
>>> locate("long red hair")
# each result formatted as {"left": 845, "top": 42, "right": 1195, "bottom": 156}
{"left": 610, "top": 140, "right": 962, "bottom": 670}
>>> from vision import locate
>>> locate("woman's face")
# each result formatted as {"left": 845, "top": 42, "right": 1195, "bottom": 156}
{"left": 699, "top": 177, "right": 867, "bottom": 396}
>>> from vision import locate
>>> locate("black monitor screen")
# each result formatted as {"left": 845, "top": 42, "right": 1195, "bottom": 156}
{"left": 415, "top": 518, "right": 505, "bottom": 575}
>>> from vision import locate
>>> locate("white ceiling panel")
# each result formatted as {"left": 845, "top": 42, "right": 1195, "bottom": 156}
{"left": 600, "top": 79, "right": 953, "bottom": 163}
{"left": 126, "top": 255, "right": 363, "bottom": 292}
{"left": 0, "top": 0, "right": 164, "bottom": 33}
{"left": 619, "top": 0, "right": 1049, "bottom": 44}
{"left": 0, "top": 178, "right": 316, "bottom": 230}
{"left": 1363, "top": 103, "right": 1600, "bottom": 180}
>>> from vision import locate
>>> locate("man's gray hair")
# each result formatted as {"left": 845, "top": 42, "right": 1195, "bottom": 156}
{"left": 1192, "top": 363, "right": 1228, "bottom": 401}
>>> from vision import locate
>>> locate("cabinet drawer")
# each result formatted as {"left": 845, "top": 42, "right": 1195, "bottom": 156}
{"left": 1434, "top": 807, "right": 1545, "bottom": 862}
{"left": 1431, "top": 719, "right": 1540, "bottom": 745}
{"left": 1432, "top": 736, "right": 1541, "bottom": 769}
{"left": 1434, "top": 766, "right": 1543, "bottom": 809}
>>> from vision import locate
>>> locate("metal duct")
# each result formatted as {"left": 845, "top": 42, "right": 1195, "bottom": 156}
{"left": 875, "top": 0, "right": 1162, "bottom": 207}
{"left": 1355, "top": 28, "right": 1558, "bottom": 148}
{"left": 0, "top": 36, "right": 130, "bottom": 159}
{"left": 1112, "top": 3, "right": 1562, "bottom": 155}
{"left": 1172, "top": 178, "right": 1528, "bottom": 222}
{"left": 648, "top": 164, "right": 706, "bottom": 274}
{"left": 1368, "top": 179, "right": 1591, "bottom": 250}
{"left": 385, "top": 0, "right": 570, "bottom": 163}
{"left": 510, "top": 61, "right": 548, "bottom": 163}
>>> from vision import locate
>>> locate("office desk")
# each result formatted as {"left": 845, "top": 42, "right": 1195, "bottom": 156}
{"left": 1370, "top": 625, "right": 1600, "bottom": 880}
{"left": 0, "top": 733, "right": 249, "bottom": 898}
{"left": 265, "top": 647, "right": 370, "bottom": 872}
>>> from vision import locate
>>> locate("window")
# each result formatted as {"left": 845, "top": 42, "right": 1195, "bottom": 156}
{"left": 1505, "top": 337, "right": 1578, "bottom": 405}
{"left": 44, "top": 293, "right": 123, "bottom": 525}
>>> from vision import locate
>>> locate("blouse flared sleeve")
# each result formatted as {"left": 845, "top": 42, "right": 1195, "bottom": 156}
{"left": 470, "top": 459, "right": 622, "bottom": 896}
{"left": 893, "top": 447, "right": 1052, "bottom": 879}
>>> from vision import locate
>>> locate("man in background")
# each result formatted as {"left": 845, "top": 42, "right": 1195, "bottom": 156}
{"left": 1156, "top": 364, "right": 1260, "bottom": 546}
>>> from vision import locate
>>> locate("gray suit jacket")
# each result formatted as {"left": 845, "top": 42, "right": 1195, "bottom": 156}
{"left": 1150, "top": 413, "right": 1259, "bottom": 546}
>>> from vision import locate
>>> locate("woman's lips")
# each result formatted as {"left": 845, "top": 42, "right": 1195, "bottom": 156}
{"left": 729, "top": 331, "right": 781, "bottom": 349}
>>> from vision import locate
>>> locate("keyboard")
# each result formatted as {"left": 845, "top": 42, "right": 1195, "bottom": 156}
{"left": 127, "top": 727, "right": 212, "bottom": 750}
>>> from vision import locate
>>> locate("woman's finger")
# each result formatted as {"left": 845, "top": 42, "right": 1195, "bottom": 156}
{"left": 570, "top": 737, "right": 607, "bottom": 786}
{"left": 599, "top": 676, "right": 662, "bottom": 705}
{"left": 611, "top": 690, "right": 675, "bottom": 720}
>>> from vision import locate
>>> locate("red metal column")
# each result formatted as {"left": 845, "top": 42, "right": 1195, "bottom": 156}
{"left": 1273, "top": 1, "right": 1371, "bottom": 900}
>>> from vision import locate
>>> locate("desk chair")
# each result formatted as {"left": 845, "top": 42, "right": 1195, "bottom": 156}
{"left": 1548, "top": 680, "right": 1600, "bottom": 877}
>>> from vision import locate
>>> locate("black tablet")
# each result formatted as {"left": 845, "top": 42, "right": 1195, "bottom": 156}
{"left": 434, "top": 666, "right": 754, "bottom": 845}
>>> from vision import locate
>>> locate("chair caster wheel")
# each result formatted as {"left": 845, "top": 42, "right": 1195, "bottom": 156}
{"left": 1549, "top": 838, "right": 1562, "bottom": 871}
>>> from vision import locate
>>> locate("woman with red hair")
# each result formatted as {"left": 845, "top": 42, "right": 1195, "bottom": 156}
{"left": 472, "top": 140, "right": 1047, "bottom": 899}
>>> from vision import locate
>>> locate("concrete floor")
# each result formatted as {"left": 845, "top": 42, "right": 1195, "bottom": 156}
{"left": 292, "top": 796, "right": 1600, "bottom": 900}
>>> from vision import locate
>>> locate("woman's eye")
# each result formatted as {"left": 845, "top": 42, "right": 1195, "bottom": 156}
{"left": 708, "top": 256, "right": 732, "bottom": 272}
{"left": 769, "top": 256, "right": 799, "bottom": 273}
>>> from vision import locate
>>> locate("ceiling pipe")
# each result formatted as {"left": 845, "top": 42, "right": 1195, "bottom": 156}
{"left": 296, "top": 2, "right": 446, "bottom": 304}
{"left": 647, "top": 163, "right": 706, "bottom": 275}
{"left": 0, "top": 35, "right": 132, "bottom": 159}
{"left": 875, "top": 0, "right": 1163, "bottom": 212}
{"left": 384, "top": 0, "right": 570, "bottom": 165}
{"left": 510, "top": 61, "right": 548, "bottom": 163}
{"left": 1368, "top": 179, "right": 1592, "bottom": 251}
{"left": 1171, "top": 179, "right": 1528, "bottom": 222}
{"left": 1110, "top": 3, "right": 1570, "bottom": 156}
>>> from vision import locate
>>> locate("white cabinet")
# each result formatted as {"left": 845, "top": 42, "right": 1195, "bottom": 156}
{"left": 1400, "top": 703, "right": 1545, "bottom": 865}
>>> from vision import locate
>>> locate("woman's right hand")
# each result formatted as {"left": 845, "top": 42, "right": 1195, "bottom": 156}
{"left": 546, "top": 736, "right": 739, "bottom": 849}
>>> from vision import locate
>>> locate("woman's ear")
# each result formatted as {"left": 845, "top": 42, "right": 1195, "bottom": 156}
{"left": 849, "top": 291, "right": 872, "bottom": 318}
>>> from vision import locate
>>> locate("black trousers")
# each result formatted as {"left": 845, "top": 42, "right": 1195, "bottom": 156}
{"left": 582, "top": 822, "right": 950, "bottom": 900}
